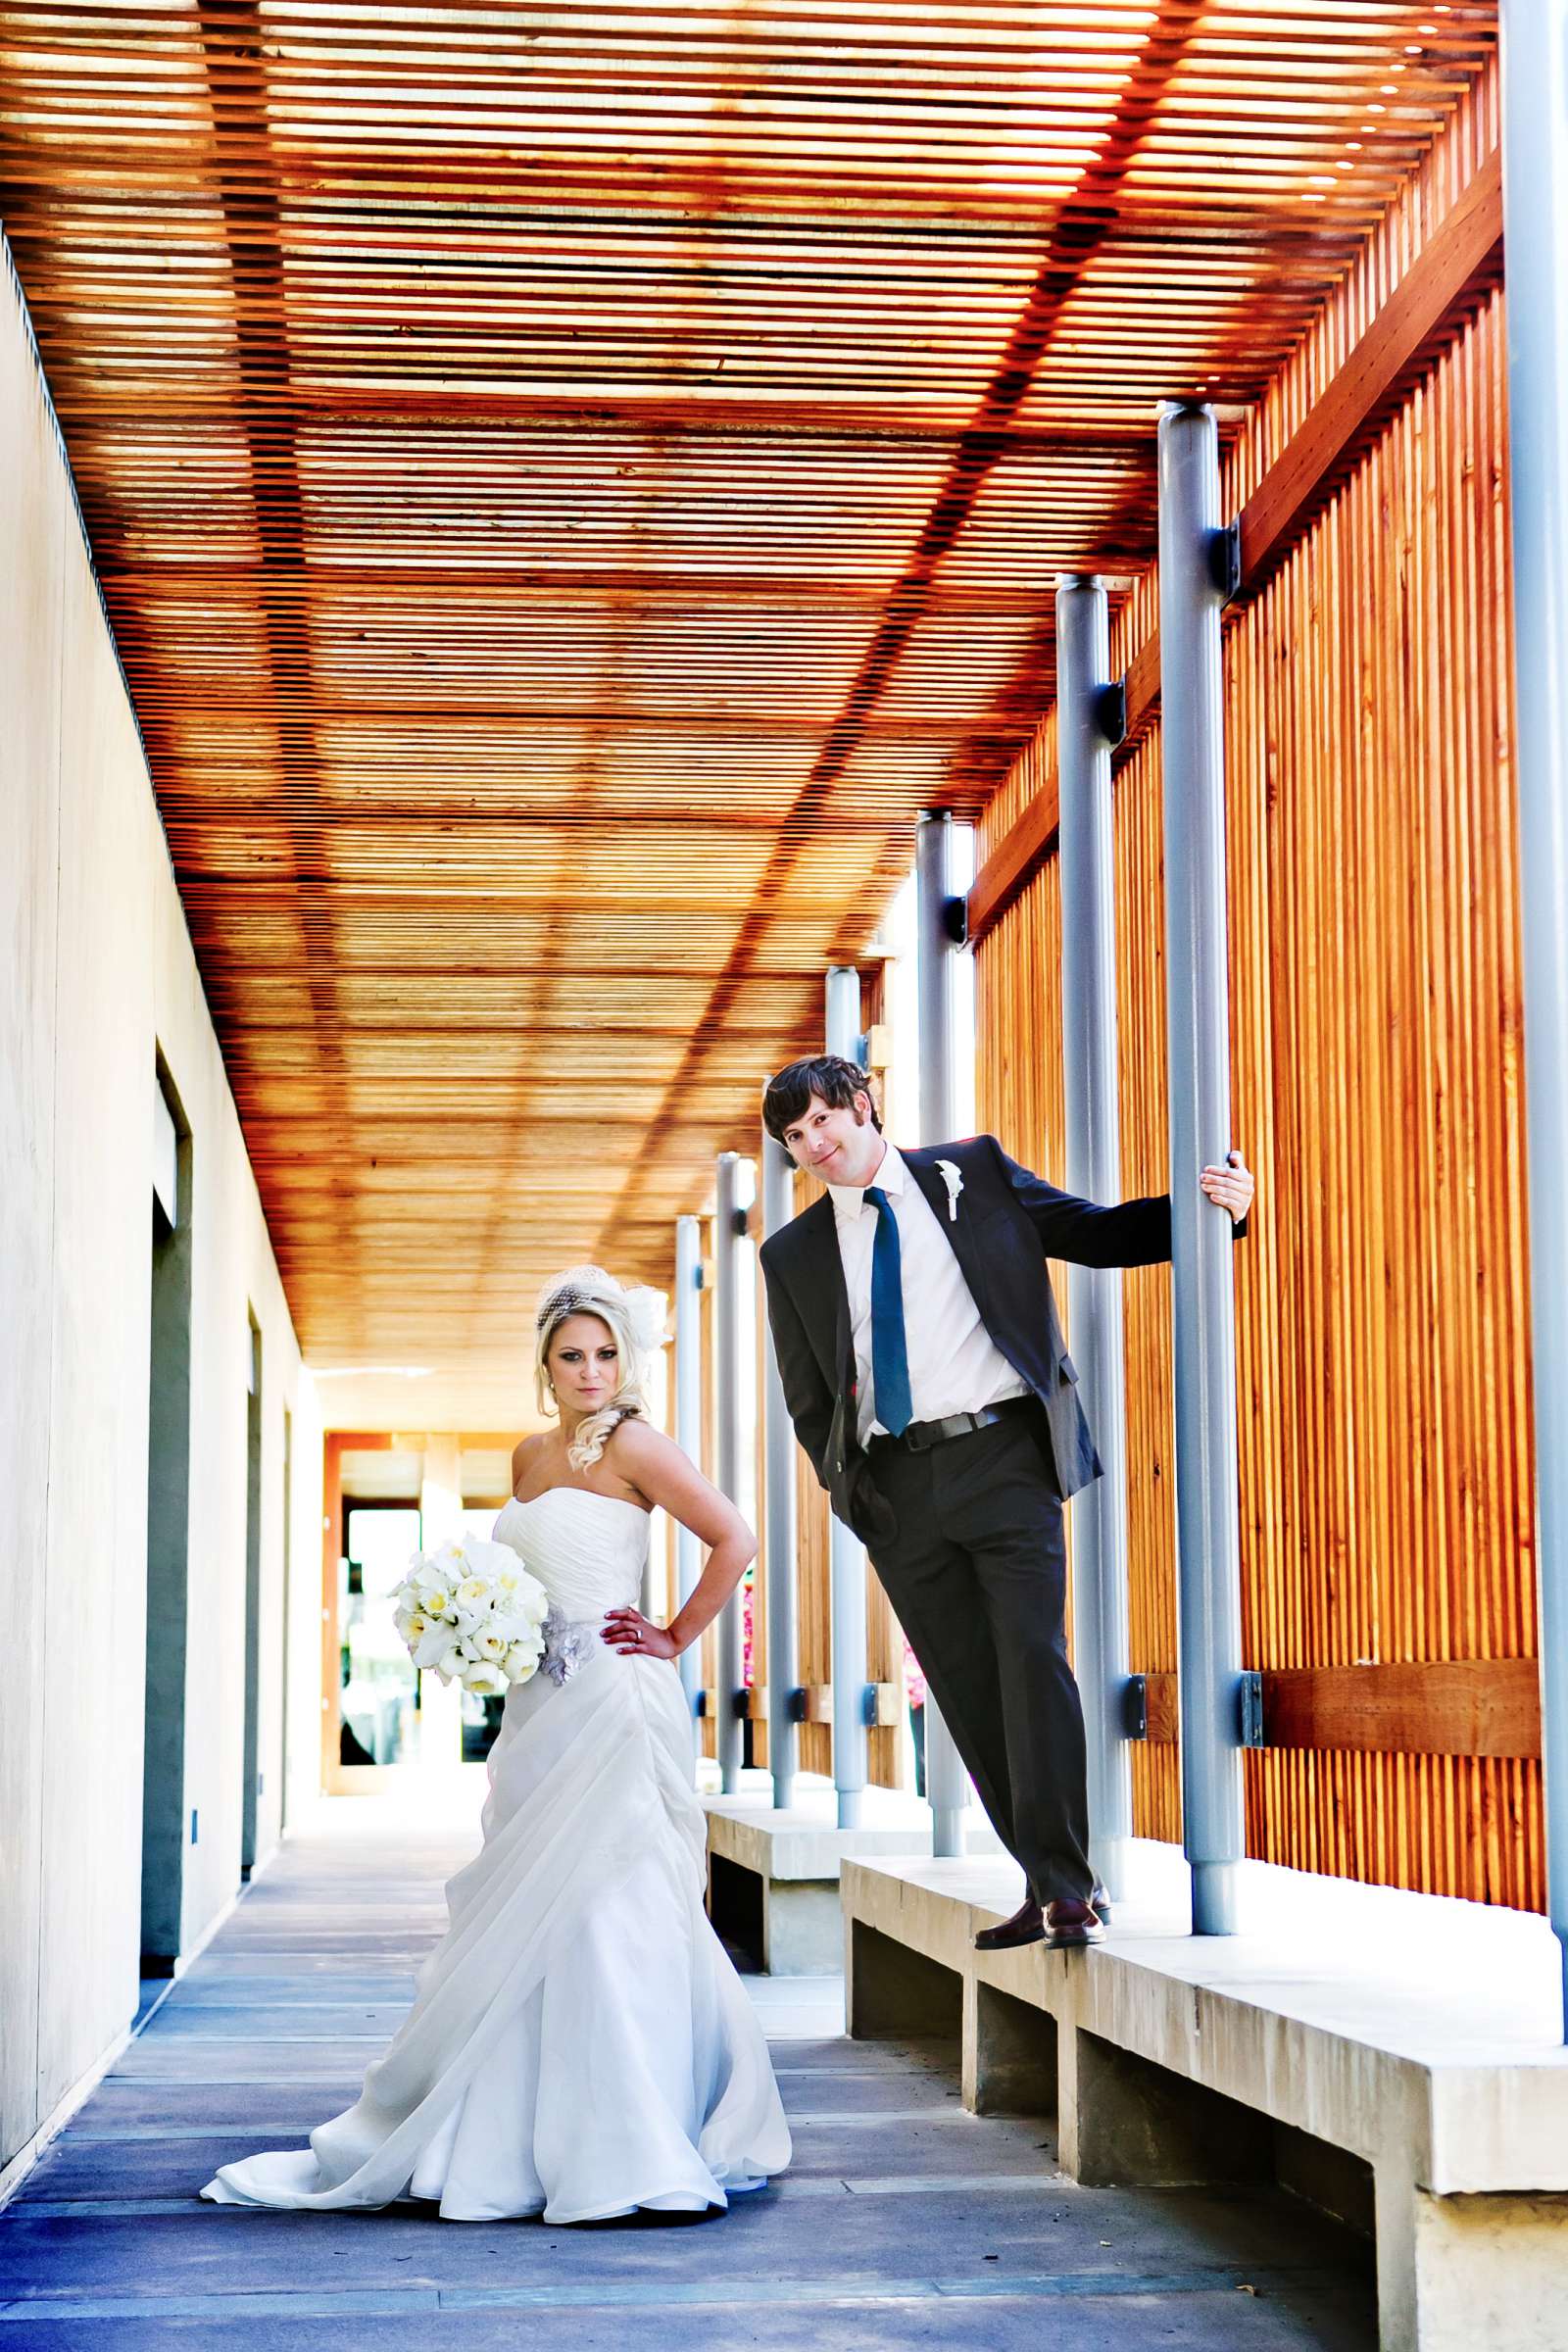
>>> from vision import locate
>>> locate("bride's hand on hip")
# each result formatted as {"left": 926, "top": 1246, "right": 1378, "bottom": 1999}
{"left": 602, "top": 1607, "right": 680, "bottom": 1661}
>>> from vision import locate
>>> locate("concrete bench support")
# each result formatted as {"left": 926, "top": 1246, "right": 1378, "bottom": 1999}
{"left": 965, "top": 1977, "right": 1055, "bottom": 2118}
{"left": 705, "top": 1777, "right": 1002, "bottom": 1978}
{"left": 1377, "top": 2175, "right": 1568, "bottom": 2352}
{"left": 1061, "top": 2025, "right": 1272, "bottom": 2188}
{"left": 843, "top": 1847, "right": 1568, "bottom": 2352}
{"left": 850, "top": 1919, "right": 961, "bottom": 2042}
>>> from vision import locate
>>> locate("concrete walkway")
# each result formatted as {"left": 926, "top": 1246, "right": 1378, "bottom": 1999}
{"left": 1, "top": 1800, "right": 1376, "bottom": 2347}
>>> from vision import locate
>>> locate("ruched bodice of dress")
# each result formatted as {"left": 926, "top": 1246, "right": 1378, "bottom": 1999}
{"left": 490, "top": 1488, "right": 646, "bottom": 1620}
{"left": 201, "top": 1483, "right": 790, "bottom": 2225}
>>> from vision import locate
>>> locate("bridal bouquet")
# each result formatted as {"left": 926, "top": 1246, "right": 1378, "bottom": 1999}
{"left": 391, "top": 1537, "right": 550, "bottom": 1698}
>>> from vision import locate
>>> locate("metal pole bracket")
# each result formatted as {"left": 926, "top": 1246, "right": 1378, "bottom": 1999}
{"left": 1122, "top": 1674, "right": 1149, "bottom": 1740}
{"left": 1206, "top": 519, "right": 1243, "bottom": 605}
{"left": 1238, "top": 1670, "right": 1265, "bottom": 1748}
{"left": 1094, "top": 678, "right": 1128, "bottom": 749}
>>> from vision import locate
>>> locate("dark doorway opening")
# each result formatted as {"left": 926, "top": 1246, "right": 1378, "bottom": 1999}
{"left": 142, "top": 1057, "right": 193, "bottom": 1975}
{"left": 240, "top": 1312, "right": 263, "bottom": 1877}
{"left": 279, "top": 1405, "right": 293, "bottom": 1832}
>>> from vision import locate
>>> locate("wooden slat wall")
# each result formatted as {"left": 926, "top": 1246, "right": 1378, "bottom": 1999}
{"left": 1110, "top": 724, "right": 1186, "bottom": 1850}
{"left": 976, "top": 63, "right": 1542, "bottom": 1909}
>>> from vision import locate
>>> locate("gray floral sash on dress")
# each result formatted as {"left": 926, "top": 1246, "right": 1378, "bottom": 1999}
{"left": 540, "top": 1607, "right": 598, "bottom": 1688}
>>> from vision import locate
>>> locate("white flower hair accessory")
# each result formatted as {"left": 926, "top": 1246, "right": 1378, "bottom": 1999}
{"left": 620, "top": 1284, "right": 670, "bottom": 1354}
{"left": 935, "top": 1159, "right": 963, "bottom": 1222}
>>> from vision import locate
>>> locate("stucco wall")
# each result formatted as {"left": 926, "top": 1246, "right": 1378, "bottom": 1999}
{"left": 0, "top": 245, "right": 323, "bottom": 2179}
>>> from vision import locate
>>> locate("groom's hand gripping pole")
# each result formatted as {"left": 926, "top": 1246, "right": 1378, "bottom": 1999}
{"left": 1199, "top": 1149, "right": 1253, "bottom": 1226}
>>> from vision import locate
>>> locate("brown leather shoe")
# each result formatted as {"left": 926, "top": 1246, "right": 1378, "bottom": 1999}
{"left": 1044, "top": 1898, "right": 1104, "bottom": 1949}
{"left": 973, "top": 1896, "right": 1044, "bottom": 1951}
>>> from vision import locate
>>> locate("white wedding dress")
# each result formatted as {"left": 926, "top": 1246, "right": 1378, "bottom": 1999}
{"left": 202, "top": 1488, "right": 791, "bottom": 2223}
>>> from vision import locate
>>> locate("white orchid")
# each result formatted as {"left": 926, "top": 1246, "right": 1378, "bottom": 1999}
{"left": 413, "top": 1620, "right": 460, "bottom": 1671}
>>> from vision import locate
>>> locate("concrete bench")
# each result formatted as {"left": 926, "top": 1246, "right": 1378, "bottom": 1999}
{"left": 842, "top": 1843, "right": 1568, "bottom": 2352}
{"left": 703, "top": 1772, "right": 1001, "bottom": 1975}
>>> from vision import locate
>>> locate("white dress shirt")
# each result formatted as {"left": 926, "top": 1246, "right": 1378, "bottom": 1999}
{"left": 827, "top": 1143, "right": 1028, "bottom": 1446}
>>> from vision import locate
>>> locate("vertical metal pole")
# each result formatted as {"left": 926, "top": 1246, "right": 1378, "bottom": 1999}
{"left": 1501, "top": 0, "right": 1568, "bottom": 2032}
{"left": 1157, "top": 402, "right": 1247, "bottom": 1936}
{"left": 825, "top": 966, "right": 869, "bottom": 1829}
{"left": 914, "top": 813, "right": 971, "bottom": 1859}
{"left": 761, "top": 1130, "right": 802, "bottom": 1812}
{"left": 1056, "top": 577, "right": 1135, "bottom": 1908}
{"left": 673, "top": 1215, "right": 704, "bottom": 1737}
{"left": 713, "top": 1154, "right": 756, "bottom": 1795}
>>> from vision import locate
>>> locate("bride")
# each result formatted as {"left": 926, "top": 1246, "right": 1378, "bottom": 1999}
{"left": 202, "top": 1265, "right": 792, "bottom": 2224}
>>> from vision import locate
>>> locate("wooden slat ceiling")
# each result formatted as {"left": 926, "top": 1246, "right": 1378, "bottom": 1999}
{"left": 0, "top": 1, "right": 1494, "bottom": 1423}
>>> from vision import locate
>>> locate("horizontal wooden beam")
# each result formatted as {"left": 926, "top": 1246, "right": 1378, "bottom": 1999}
{"left": 1136, "top": 1658, "right": 1541, "bottom": 1760}
{"left": 966, "top": 771, "right": 1061, "bottom": 945}
{"left": 1239, "top": 146, "right": 1503, "bottom": 598}
{"left": 1262, "top": 1657, "right": 1540, "bottom": 1760}
{"left": 968, "top": 146, "right": 1503, "bottom": 951}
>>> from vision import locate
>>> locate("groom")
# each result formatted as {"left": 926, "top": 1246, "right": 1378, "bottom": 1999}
{"left": 759, "top": 1055, "right": 1253, "bottom": 1950}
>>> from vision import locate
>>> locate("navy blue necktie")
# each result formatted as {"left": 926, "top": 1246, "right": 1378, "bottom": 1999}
{"left": 864, "top": 1186, "right": 913, "bottom": 1438}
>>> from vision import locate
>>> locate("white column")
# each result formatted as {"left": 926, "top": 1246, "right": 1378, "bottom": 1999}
{"left": 713, "top": 1153, "right": 757, "bottom": 1795}
{"left": 825, "top": 966, "right": 869, "bottom": 1829}
{"left": 1157, "top": 402, "right": 1247, "bottom": 1936}
{"left": 417, "top": 1437, "right": 464, "bottom": 1770}
{"left": 1056, "top": 576, "right": 1135, "bottom": 1907}
{"left": 913, "top": 812, "right": 972, "bottom": 1857}
{"left": 761, "top": 1129, "right": 802, "bottom": 1811}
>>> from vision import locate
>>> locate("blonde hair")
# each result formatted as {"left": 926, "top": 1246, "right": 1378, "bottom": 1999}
{"left": 533, "top": 1265, "right": 666, "bottom": 1470}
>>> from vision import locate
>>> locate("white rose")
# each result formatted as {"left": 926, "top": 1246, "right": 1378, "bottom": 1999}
{"left": 505, "top": 1639, "right": 542, "bottom": 1682}
{"left": 463, "top": 1661, "right": 509, "bottom": 1697}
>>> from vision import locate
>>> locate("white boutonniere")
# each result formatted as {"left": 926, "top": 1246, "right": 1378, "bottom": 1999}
{"left": 935, "top": 1159, "right": 963, "bottom": 1222}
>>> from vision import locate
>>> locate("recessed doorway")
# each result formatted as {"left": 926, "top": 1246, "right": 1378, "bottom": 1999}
{"left": 319, "top": 1433, "right": 516, "bottom": 1794}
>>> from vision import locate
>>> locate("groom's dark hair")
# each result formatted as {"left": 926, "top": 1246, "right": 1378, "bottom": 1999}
{"left": 762, "top": 1054, "right": 883, "bottom": 1145}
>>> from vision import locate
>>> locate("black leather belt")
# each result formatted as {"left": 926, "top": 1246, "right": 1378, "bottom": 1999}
{"left": 869, "top": 1395, "right": 1035, "bottom": 1454}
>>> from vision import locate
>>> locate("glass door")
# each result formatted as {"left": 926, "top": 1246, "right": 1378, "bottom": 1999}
{"left": 332, "top": 1500, "right": 422, "bottom": 1785}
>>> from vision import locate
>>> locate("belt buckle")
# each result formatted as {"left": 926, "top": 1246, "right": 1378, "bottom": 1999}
{"left": 904, "top": 1419, "right": 935, "bottom": 1453}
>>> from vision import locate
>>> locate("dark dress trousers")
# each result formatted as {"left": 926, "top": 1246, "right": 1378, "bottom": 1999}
{"left": 760, "top": 1133, "right": 1195, "bottom": 1907}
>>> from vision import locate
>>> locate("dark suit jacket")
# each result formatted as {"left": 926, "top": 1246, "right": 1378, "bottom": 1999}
{"left": 760, "top": 1134, "right": 1213, "bottom": 1545}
